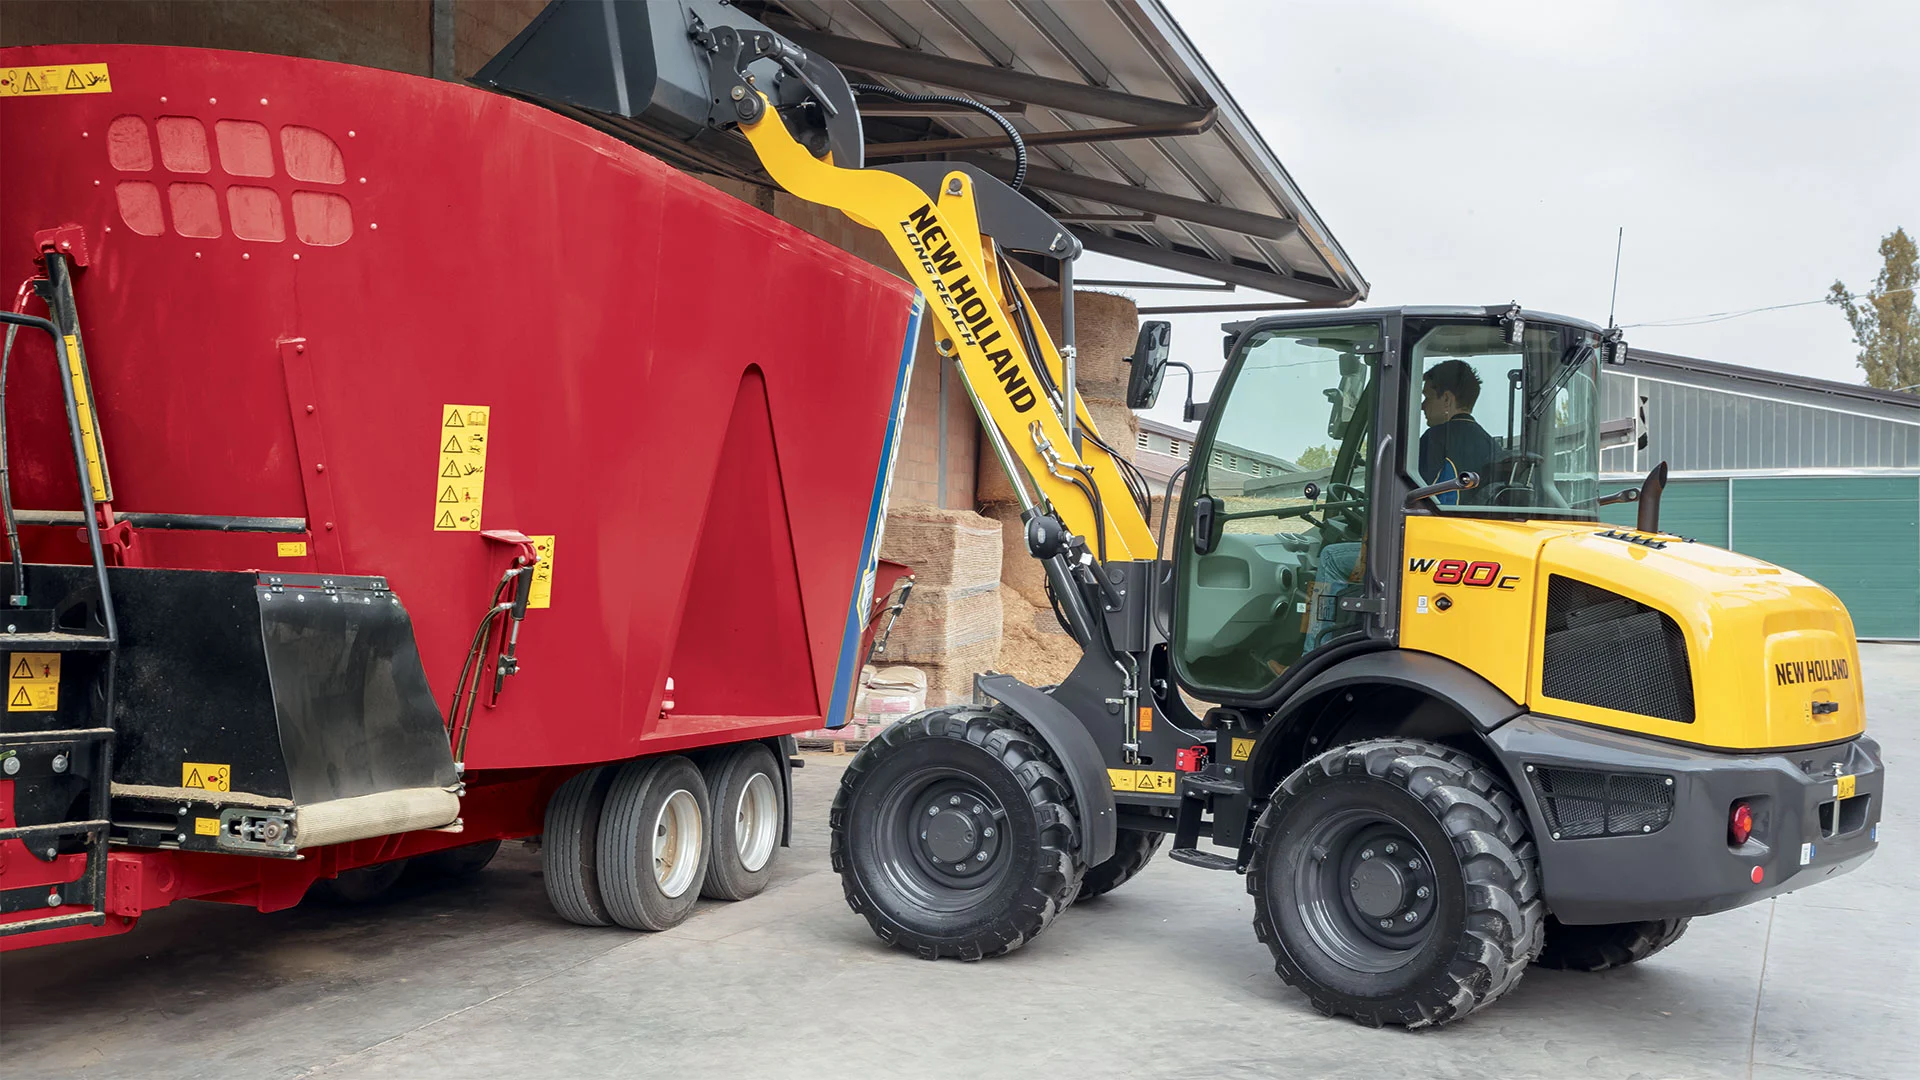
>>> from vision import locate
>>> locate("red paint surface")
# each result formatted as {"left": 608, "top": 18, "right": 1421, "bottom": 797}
{"left": 0, "top": 45, "right": 917, "bottom": 942}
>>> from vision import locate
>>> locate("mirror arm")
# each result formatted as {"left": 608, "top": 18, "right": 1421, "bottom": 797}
{"left": 1596, "top": 487, "right": 1640, "bottom": 507}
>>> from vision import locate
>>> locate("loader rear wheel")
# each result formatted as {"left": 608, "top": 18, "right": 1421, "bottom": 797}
{"left": 543, "top": 766, "right": 617, "bottom": 927}
{"left": 1536, "top": 916, "right": 1690, "bottom": 971}
{"left": 1248, "top": 739, "right": 1545, "bottom": 1028}
{"left": 598, "top": 756, "right": 712, "bottom": 931}
{"left": 831, "top": 706, "right": 1084, "bottom": 960}
{"left": 701, "top": 743, "right": 784, "bottom": 901}
{"left": 1075, "top": 826, "right": 1165, "bottom": 901}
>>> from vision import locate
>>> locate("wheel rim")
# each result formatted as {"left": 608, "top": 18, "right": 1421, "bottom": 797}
{"left": 1292, "top": 809, "right": 1440, "bottom": 973}
{"left": 871, "top": 766, "right": 1011, "bottom": 913}
{"left": 734, "top": 771, "right": 779, "bottom": 873}
{"left": 652, "top": 788, "right": 703, "bottom": 898}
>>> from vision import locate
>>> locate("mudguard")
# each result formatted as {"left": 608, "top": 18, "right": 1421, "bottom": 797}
{"left": 973, "top": 673, "right": 1117, "bottom": 866}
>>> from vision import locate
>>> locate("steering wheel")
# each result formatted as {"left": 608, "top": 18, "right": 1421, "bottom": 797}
{"left": 1321, "top": 482, "right": 1368, "bottom": 538}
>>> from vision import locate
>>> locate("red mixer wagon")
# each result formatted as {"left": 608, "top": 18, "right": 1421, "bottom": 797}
{"left": 0, "top": 44, "right": 922, "bottom": 948}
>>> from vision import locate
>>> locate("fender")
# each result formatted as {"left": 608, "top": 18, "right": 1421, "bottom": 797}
{"left": 1247, "top": 650, "right": 1525, "bottom": 797}
{"left": 974, "top": 674, "right": 1118, "bottom": 866}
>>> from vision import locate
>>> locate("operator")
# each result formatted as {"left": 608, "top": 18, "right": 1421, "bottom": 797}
{"left": 1417, "top": 360, "right": 1495, "bottom": 505}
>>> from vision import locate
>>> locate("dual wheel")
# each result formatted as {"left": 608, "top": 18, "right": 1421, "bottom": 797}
{"left": 543, "top": 743, "right": 784, "bottom": 931}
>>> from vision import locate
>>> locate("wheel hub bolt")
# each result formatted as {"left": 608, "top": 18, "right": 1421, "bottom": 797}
{"left": 1379, "top": 919, "right": 1392, "bottom": 929}
{"left": 983, "top": 827, "right": 994, "bottom": 838}
{"left": 1360, "top": 848, "right": 1374, "bottom": 860}
{"left": 954, "top": 863, "right": 967, "bottom": 872}
{"left": 1416, "top": 886, "right": 1430, "bottom": 899}
{"left": 949, "top": 796, "right": 961, "bottom": 806}
{"left": 921, "top": 831, "right": 929, "bottom": 840}
{"left": 1384, "top": 843, "right": 1397, "bottom": 854}
{"left": 1408, "top": 858, "right": 1422, "bottom": 870}
{"left": 976, "top": 852, "right": 988, "bottom": 862}
{"left": 973, "top": 804, "right": 984, "bottom": 815}
{"left": 1404, "top": 911, "right": 1418, "bottom": 923}
{"left": 927, "top": 806, "right": 939, "bottom": 817}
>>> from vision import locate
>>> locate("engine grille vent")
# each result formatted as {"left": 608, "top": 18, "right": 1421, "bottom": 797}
{"left": 1529, "top": 766, "right": 1675, "bottom": 838}
{"left": 1542, "top": 575, "right": 1695, "bottom": 723}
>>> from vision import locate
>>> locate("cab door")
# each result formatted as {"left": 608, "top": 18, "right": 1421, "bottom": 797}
{"left": 1170, "top": 317, "right": 1400, "bottom": 701}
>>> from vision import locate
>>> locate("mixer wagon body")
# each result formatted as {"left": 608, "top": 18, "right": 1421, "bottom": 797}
{"left": 0, "top": 45, "right": 921, "bottom": 948}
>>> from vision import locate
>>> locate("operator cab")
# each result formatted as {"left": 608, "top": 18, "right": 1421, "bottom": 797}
{"left": 1170, "top": 305, "right": 1612, "bottom": 700}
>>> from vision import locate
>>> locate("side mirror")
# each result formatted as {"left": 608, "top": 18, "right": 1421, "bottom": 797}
{"left": 1125, "top": 321, "right": 1173, "bottom": 408}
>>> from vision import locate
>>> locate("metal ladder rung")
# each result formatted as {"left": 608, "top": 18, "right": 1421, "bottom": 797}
{"left": 0, "top": 818, "right": 109, "bottom": 843}
{"left": 0, "top": 910, "right": 107, "bottom": 937}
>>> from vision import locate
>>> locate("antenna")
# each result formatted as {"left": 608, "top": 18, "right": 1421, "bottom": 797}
{"left": 1607, "top": 226, "right": 1624, "bottom": 328}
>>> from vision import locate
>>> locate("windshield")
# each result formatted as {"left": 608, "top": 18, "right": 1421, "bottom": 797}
{"left": 1406, "top": 319, "right": 1601, "bottom": 518}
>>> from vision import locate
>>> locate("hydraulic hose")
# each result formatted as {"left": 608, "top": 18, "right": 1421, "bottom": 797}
{"left": 0, "top": 277, "right": 42, "bottom": 606}
{"left": 849, "top": 82, "right": 1028, "bottom": 190}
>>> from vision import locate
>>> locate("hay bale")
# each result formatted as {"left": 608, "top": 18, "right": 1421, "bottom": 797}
{"left": 1024, "top": 288, "right": 1139, "bottom": 404}
{"left": 916, "top": 638, "right": 1002, "bottom": 706}
{"left": 879, "top": 504, "right": 1000, "bottom": 589}
{"left": 978, "top": 499, "right": 1050, "bottom": 608}
{"left": 995, "top": 589, "right": 1082, "bottom": 688}
{"left": 877, "top": 582, "right": 1002, "bottom": 664}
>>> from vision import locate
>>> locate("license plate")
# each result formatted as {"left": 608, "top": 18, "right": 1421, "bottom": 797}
{"left": 1835, "top": 774, "right": 1857, "bottom": 799}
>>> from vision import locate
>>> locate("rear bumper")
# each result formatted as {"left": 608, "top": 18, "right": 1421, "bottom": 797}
{"left": 1485, "top": 716, "right": 1883, "bottom": 924}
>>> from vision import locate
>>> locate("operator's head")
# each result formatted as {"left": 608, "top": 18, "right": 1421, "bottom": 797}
{"left": 1421, "top": 360, "right": 1482, "bottom": 427}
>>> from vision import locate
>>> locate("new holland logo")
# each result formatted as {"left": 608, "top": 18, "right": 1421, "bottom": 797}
{"left": 1774, "top": 658, "right": 1850, "bottom": 686}
{"left": 899, "top": 204, "right": 1037, "bottom": 413}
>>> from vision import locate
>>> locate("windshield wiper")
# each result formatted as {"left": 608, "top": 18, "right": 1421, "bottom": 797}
{"left": 1526, "top": 343, "right": 1596, "bottom": 420}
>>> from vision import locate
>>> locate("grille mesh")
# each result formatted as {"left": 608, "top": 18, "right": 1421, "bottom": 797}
{"left": 1530, "top": 766, "right": 1676, "bottom": 838}
{"left": 1542, "top": 576, "right": 1694, "bottom": 723}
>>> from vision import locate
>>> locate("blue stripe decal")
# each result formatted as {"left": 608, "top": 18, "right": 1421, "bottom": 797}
{"left": 826, "top": 294, "right": 924, "bottom": 728}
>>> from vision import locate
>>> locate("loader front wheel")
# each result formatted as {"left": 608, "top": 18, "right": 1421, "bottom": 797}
{"left": 831, "top": 707, "right": 1084, "bottom": 960}
{"left": 1248, "top": 739, "right": 1545, "bottom": 1028}
{"left": 1075, "top": 825, "right": 1165, "bottom": 901}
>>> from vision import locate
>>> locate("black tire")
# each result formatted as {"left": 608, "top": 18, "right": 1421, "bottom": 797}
{"left": 414, "top": 839, "right": 503, "bottom": 879}
{"left": 597, "top": 756, "right": 711, "bottom": 931}
{"left": 1536, "top": 916, "right": 1690, "bottom": 971}
{"left": 308, "top": 860, "right": 408, "bottom": 905}
{"left": 1247, "top": 739, "right": 1545, "bottom": 1028}
{"left": 830, "top": 706, "right": 1084, "bottom": 960}
{"left": 1076, "top": 827, "right": 1164, "bottom": 901}
{"left": 700, "top": 744, "right": 784, "bottom": 901}
{"left": 543, "top": 766, "right": 617, "bottom": 927}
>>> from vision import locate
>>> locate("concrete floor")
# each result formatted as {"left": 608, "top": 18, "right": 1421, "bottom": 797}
{"left": 2, "top": 645, "right": 1913, "bottom": 1080}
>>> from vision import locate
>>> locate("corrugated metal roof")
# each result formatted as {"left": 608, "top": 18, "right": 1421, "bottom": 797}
{"left": 742, "top": 0, "right": 1367, "bottom": 306}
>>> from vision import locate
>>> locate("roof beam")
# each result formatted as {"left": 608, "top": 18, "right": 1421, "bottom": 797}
{"left": 863, "top": 112, "right": 1214, "bottom": 158}
{"left": 780, "top": 27, "right": 1210, "bottom": 126}
{"left": 962, "top": 155, "right": 1296, "bottom": 241}
{"left": 1073, "top": 229, "right": 1351, "bottom": 304}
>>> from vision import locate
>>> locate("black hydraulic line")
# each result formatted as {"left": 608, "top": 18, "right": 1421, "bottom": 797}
{"left": 848, "top": 82, "right": 1027, "bottom": 190}
{"left": 0, "top": 305, "right": 29, "bottom": 605}
{"left": 447, "top": 569, "right": 516, "bottom": 759}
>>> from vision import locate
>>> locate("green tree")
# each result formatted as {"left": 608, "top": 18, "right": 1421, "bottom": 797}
{"left": 1830, "top": 227, "right": 1919, "bottom": 391}
{"left": 1296, "top": 444, "right": 1334, "bottom": 469}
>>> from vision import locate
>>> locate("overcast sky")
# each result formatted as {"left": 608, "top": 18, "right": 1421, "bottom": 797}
{"left": 1105, "top": 1, "right": 1920, "bottom": 428}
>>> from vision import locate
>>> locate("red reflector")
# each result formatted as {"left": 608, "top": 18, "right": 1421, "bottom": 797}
{"left": 1751, "top": 866, "right": 1764, "bottom": 884}
{"left": 1729, "top": 802, "right": 1754, "bottom": 846}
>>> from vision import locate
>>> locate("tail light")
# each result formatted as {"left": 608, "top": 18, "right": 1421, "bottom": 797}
{"left": 1729, "top": 802, "right": 1754, "bottom": 846}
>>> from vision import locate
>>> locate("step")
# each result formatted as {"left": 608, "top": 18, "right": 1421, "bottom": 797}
{"left": 1180, "top": 774, "right": 1244, "bottom": 798}
{"left": 0, "top": 818, "right": 109, "bottom": 843}
{"left": 0, "top": 910, "right": 106, "bottom": 938}
{"left": 1169, "top": 847, "right": 1239, "bottom": 871}
{"left": 0, "top": 631, "right": 114, "bottom": 652}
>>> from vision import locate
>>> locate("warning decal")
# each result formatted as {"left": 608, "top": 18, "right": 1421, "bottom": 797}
{"left": 0, "top": 63, "right": 112, "bottom": 97}
{"left": 195, "top": 817, "right": 220, "bottom": 836}
{"left": 432, "top": 404, "right": 490, "bottom": 531}
{"left": 1107, "top": 768, "right": 1177, "bottom": 794}
{"left": 182, "top": 762, "right": 231, "bottom": 793}
{"left": 7, "top": 652, "right": 60, "bottom": 712}
{"left": 278, "top": 541, "right": 308, "bottom": 557}
{"left": 1231, "top": 737, "right": 1254, "bottom": 761}
{"left": 528, "top": 535, "right": 556, "bottom": 609}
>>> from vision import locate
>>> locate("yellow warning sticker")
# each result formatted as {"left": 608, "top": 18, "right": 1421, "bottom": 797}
{"left": 182, "top": 762, "right": 231, "bottom": 793}
{"left": 1107, "top": 768, "right": 1177, "bottom": 794}
{"left": 195, "top": 817, "right": 220, "bottom": 836}
{"left": 7, "top": 652, "right": 60, "bottom": 712}
{"left": 277, "top": 541, "right": 308, "bottom": 557}
{"left": 1835, "top": 774, "right": 1857, "bottom": 799}
{"left": 1231, "top": 737, "right": 1254, "bottom": 761}
{"left": 0, "top": 63, "right": 112, "bottom": 97}
{"left": 433, "top": 404, "right": 490, "bottom": 531}
{"left": 528, "top": 534, "right": 556, "bottom": 609}
{"left": 64, "top": 337, "right": 108, "bottom": 502}
{"left": 1137, "top": 706, "right": 1153, "bottom": 733}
